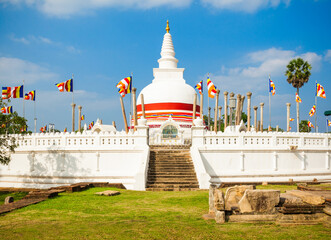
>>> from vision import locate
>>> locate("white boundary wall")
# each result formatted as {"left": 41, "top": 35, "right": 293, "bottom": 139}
{"left": 191, "top": 126, "right": 331, "bottom": 189}
{"left": 0, "top": 125, "right": 149, "bottom": 190}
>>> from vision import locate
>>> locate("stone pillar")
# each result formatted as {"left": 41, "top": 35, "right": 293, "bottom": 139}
{"left": 140, "top": 94, "right": 146, "bottom": 118}
{"left": 112, "top": 121, "right": 116, "bottom": 129}
{"left": 229, "top": 92, "right": 235, "bottom": 126}
{"left": 240, "top": 95, "right": 245, "bottom": 124}
{"left": 200, "top": 93, "right": 203, "bottom": 119}
{"left": 223, "top": 91, "right": 228, "bottom": 129}
{"left": 235, "top": 94, "right": 241, "bottom": 125}
{"left": 132, "top": 88, "right": 138, "bottom": 131}
{"left": 247, "top": 92, "right": 252, "bottom": 131}
{"left": 71, "top": 103, "right": 76, "bottom": 132}
{"left": 286, "top": 103, "right": 291, "bottom": 132}
{"left": 214, "top": 90, "right": 220, "bottom": 133}
{"left": 253, "top": 106, "right": 258, "bottom": 131}
{"left": 260, "top": 102, "right": 264, "bottom": 132}
{"left": 218, "top": 106, "right": 222, "bottom": 131}
{"left": 78, "top": 105, "right": 82, "bottom": 132}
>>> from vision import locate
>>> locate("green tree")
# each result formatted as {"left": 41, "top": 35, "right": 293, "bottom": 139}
{"left": 299, "top": 120, "right": 311, "bottom": 132}
{"left": 285, "top": 58, "right": 312, "bottom": 132}
{"left": 0, "top": 99, "right": 27, "bottom": 165}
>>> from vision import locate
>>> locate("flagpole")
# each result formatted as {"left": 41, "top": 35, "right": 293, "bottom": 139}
{"left": 315, "top": 80, "right": 317, "bottom": 133}
{"left": 130, "top": 72, "right": 133, "bottom": 132}
{"left": 72, "top": 74, "right": 74, "bottom": 105}
{"left": 34, "top": 99, "right": 37, "bottom": 133}
{"left": 23, "top": 79, "right": 25, "bottom": 119}
{"left": 268, "top": 75, "right": 271, "bottom": 131}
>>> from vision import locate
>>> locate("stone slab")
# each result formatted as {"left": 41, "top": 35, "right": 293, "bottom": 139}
{"left": 228, "top": 214, "right": 278, "bottom": 223}
{"left": 286, "top": 190, "right": 325, "bottom": 205}
{"left": 238, "top": 190, "right": 280, "bottom": 214}
{"left": 215, "top": 211, "right": 225, "bottom": 224}
{"left": 95, "top": 190, "right": 120, "bottom": 196}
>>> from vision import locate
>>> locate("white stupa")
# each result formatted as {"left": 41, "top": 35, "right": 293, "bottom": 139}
{"left": 137, "top": 21, "right": 200, "bottom": 140}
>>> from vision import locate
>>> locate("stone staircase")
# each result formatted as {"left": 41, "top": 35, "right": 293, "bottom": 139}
{"left": 146, "top": 145, "right": 199, "bottom": 191}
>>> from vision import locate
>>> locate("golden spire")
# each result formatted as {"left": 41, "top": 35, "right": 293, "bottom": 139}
{"left": 166, "top": 20, "right": 170, "bottom": 33}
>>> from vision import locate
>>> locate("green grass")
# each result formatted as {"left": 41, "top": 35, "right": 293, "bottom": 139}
{"left": 0, "top": 186, "right": 330, "bottom": 240}
{"left": 0, "top": 191, "right": 28, "bottom": 205}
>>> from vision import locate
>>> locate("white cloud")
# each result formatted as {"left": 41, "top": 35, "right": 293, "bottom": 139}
{"left": 201, "top": 0, "right": 291, "bottom": 13}
{"left": 210, "top": 47, "right": 322, "bottom": 94}
{"left": 8, "top": 34, "right": 81, "bottom": 54}
{"left": 1, "top": 0, "right": 192, "bottom": 18}
{"left": 0, "top": 57, "right": 57, "bottom": 85}
{"left": 325, "top": 49, "right": 331, "bottom": 63}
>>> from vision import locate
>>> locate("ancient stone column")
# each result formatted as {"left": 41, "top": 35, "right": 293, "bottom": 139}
{"left": 112, "top": 121, "right": 116, "bottom": 129}
{"left": 260, "top": 102, "right": 264, "bottom": 132}
{"left": 235, "top": 94, "right": 241, "bottom": 125}
{"left": 229, "top": 92, "right": 235, "bottom": 126}
{"left": 224, "top": 91, "right": 228, "bottom": 129}
{"left": 246, "top": 92, "right": 252, "bottom": 131}
{"left": 71, "top": 103, "right": 76, "bottom": 132}
{"left": 240, "top": 95, "right": 245, "bottom": 124}
{"left": 254, "top": 106, "right": 258, "bottom": 131}
{"left": 218, "top": 106, "right": 222, "bottom": 131}
{"left": 132, "top": 88, "right": 138, "bottom": 131}
{"left": 214, "top": 90, "right": 220, "bottom": 132}
{"left": 286, "top": 103, "right": 291, "bottom": 132}
{"left": 140, "top": 94, "right": 146, "bottom": 118}
{"left": 78, "top": 105, "right": 82, "bottom": 132}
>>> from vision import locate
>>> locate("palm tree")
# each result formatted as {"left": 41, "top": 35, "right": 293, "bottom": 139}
{"left": 285, "top": 58, "right": 312, "bottom": 132}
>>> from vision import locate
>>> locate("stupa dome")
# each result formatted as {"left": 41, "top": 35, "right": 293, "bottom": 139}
{"left": 137, "top": 21, "right": 200, "bottom": 127}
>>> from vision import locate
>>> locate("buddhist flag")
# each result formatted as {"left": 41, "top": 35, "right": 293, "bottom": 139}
{"left": 55, "top": 79, "right": 73, "bottom": 92}
{"left": 81, "top": 115, "right": 85, "bottom": 121}
{"left": 269, "top": 77, "right": 276, "bottom": 96}
{"left": 88, "top": 121, "right": 94, "bottom": 130}
{"left": 207, "top": 77, "right": 217, "bottom": 98}
{"left": 2, "top": 86, "right": 24, "bottom": 99}
{"left": 64, "top": 127, "right": 67, "bottom": 132}
{"left": 40, "top": 125, "right": 47, "bottom": 132}
{"left": 1, "top": 106, "right": 13, "bottom": 114}
{"left": 20, "top": 125, "right": 27, "bottom": 132}
{"left": 24, "top": 90, "right": 36, "bottom": 101}
{"left": 309, "top": 105, "right": 316, "bottom": 117}
{"left": 195, "top": 81, "right": 203, "bottom": 95}
{"left": 295, "top": 93, "right": 302, "bottom": 103}
{"left": 328, "top": 119, "right": 331, "bottom": 127}
{"left": 289, "top": 118, "right": 294, "bottom": 122}
{"left": 116, "top": 76, "right": 132, "bottom": 97}
{"left": 308, "top": 121, "right": 314, "bottom": 128}
{"left": 316, "top": 83, "right": 326, "bottom": 98}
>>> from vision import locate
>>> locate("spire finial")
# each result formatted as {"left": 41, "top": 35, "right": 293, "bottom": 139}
{"left": 166, "top": 20, "right": 170, "bottom": 33}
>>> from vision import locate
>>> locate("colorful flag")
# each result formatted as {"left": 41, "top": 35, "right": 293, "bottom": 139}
{"left": 64, "top": 127, "right": 67, "bottom": 132}
{"left": 195, "top": 80, "right": 203, "bottom": 95}
{"left": 295, "top": 93, "right": 302, "bottom": 103}
{"left": 1, "top": 106, "right": 13, "bottom": 114}
{"left": 328, "top": 120, "right": 331, "bottom": 127}
{"left": 269, "top": 77, "right": 276, "bottom": 96}
{"left": 316, "top": 83, "right": 326, "bottom": 98}
{"left": 289, "top": 118, "right": 294, "bottom": 122}
{"left": 1, "top": 123, "right": 6, "bottom": 128}
{"left": 20, "top": 125, "right": 27, "bottom": 132}
{"left": 308, "top": 121, "right": 314, "bottom": 128}
{"left": 55, "top": 79, "right": 73, "bottom": 92}
{"left": 116, "top": 76, "right": 132, "bottom": 97}
{"left": 2, "top": 86, "right": 24, "bottom": 99}
{"left": 207, "top": 77, "right": 217, "bottom": 98}
{"left": 81, "top": 115, "right": 85, "bottom": 121}
{"left": 309, "top": 105, "right": 316, "bottom": 117}
{"left": 24, "top": 90, "right": 36, "bottom": 101}
{"left": 40, "top": 125, "right": 47, "bottom": 133}
{"left": 88, "top": 121, "right": 94, "bottom": 130}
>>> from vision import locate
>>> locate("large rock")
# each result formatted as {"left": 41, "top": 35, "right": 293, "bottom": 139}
{"left": 238, "top": 190, "right": 280, "bottom": 214}
{"left": 95, "top": 190, "right": 120, "bottom": 196}
{"left": 224, "top": 185, "right": 255, "bottom": 211}
{"left": 286, "top": 190, "right": 325, "bottom": 205}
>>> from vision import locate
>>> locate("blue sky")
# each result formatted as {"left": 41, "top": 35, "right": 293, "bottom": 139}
{"left": 0, "top": 0, "right": 330, "bottom": 132}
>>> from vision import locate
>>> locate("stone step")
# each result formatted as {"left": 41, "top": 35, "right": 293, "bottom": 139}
{"left": 146, "top": 183, "right": 199, "bottom": 189}
{"left": 148, "top": 163, "right": 194, "bottom": 167}
{"left": 148, "top": 176, "right": 198, "bottom": 180}
{"left": 147, "top": 180, "right": 199, "bottom": 184}
{"left": 146, "top": 188, "right": 199, "bottom": 191}
{"left": 147, "top": 173, "right": 197, "bottom": 177}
